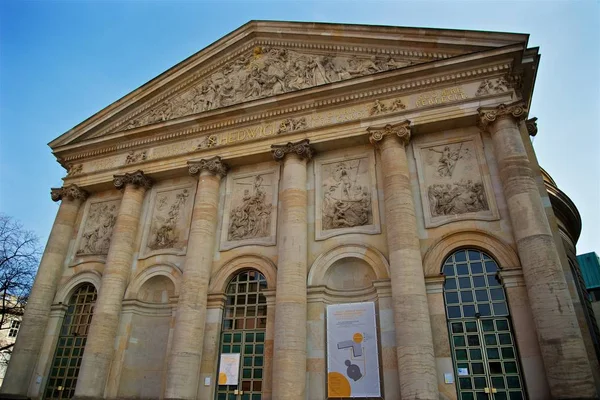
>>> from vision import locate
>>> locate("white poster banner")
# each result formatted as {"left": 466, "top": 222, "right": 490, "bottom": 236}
{"left": 326, "top": 302, "right": 381, "bottom": 398}
{"left": 218, "top": 353, "right": 240, "bottom": 385}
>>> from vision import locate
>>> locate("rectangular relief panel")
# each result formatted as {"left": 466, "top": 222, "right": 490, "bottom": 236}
{"left": 315, "top": 148, "right": 380, "bottom": 240}
{"left": 73, "top": 198, "right": 121, "bottom": 260}
{"left": 414, "top": 134, "right": 499, "bottom": 228}
{"left": 140, "top": 183, "right": 195, "bottom": 258}
{"left": 220, "top": 165, "right": 280, "bottom": 250}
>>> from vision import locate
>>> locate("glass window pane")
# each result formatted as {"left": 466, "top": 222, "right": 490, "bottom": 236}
{"left": 484, "top": 261, "right": 498, "bottom": 273}
{"left": 473, "top": 290, "right": 487, "bottom": 302}
{"left": 487, "top": 348, "right": 500, "bottom": 360}
{"left": 468, "top": 250, "right": 481, "bottom": 261}
{"left": 467, "top": 335, "right": 480, "bottom": 346}
{"left": 445, "top": 278, "right": 457, "bottom": 290}
{"left": 492, "top": 376, "right": 505, "bottom": 388}
{"left": 242, "top": 368, "right": 252, "bottom": 378}
{"left": 493, "top": 303, "right": 508, "bottom": 316}
{"left": 509, "top": 392, "right": 524, "bottom": 400}
{"left": 459, "top": 377, "right": 472, "bottom": 389}
{"left": 448, "top": 306, "right": 461, "bottom": 319}
{"left": 469, "top": 349, "right": 482, "bottom": 360}
{"left": 472, "top": 276, "right": 486, "bottom": 288}
{"left": 443, "top": 265, "right": 455, "bottom": 276}
{"left": 245, "top": 332, "right": 255, "bottom": 342}
{"left": 445, "top": 292, "right": 459, "bottom": 305}
{"left": 465, "top": 322, "right": 477, "bottom": 332}
{"left": 489, "top": 362, "right": 502, "bottom": 374}
{"left": 461, "top": 393, "right": 474, "bottom": 400}
{"left": 460, "top": 291, "right": 474, "bottom": 303}
{"left": 472, "top": 363, "right": 485, "bottom": 374}
{"left": 455, "top": 349, "right": 468, "bottom": 360}
{"left": 454, "top": 251, "right": 467, "bottom": 263}
{"left": 459, "top": 277, "right": 472, "bottom": 289}
{"left": 498, "top": 333, "right": 512, "bottom": 345}
{"left": 485, "top": 334, "right": 497, "bottom": 345}
{"left": 256, "top": 332, "right": 265, "bottom": 342}
{"left": 495, "top": 320, "right": 509, "bottom": 331}
{"left": 507, "top": 376, "right": 521, "bottom": 388}
{"left": 470, "top": 262, "right": 483, "bottom": 274}
{"left": 482, "top": 320, "right": 495, "bottom": 332}
{"left": 490, "top": 288, "right": 505, "bottom": 301}
{"left": 474, "top": 376, "right": 486, "bottom": 389}
{"left": 453, "top": 336, "right": 466, "bottom": 347}
{"left": 463, "top": 305, "right": 476, "bottom": 318}
{"left": 451, "top": 322, "right": 464, "bottom": 333}
{"left": 501, "top": 347, "right": 515, "bottom": 359}
{"left": 478, "top": 304, "right": 491, "bottom": 317}
{"left": 457, "top": 264, "right": 469, "bottom": 276}
{"left": 504, "top": 361, "right": 518, "bottom": 374}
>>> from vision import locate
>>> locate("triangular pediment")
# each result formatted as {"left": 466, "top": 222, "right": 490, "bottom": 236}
{"left": 51, "top": 21, "right": 530, "bottom": 149}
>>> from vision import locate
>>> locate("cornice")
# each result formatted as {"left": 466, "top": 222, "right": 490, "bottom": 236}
{"left": 56, "top": 59, "right": 514, "bottom": 165}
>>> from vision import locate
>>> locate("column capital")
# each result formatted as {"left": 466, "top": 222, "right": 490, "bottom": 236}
{"left": 271, "top": 138, "right": 313, "bottom": 161}
{"left": 367, "top": 120, "right": 411, "bottom": 147}
{"left": 477, "top": 101, "right": 528, "bottom": 130}
{"left": 50, "top": 184, "right": 88, "bottom": 202}
{"left": 188, "top": 156, "right": 228, "bottom": 177}
{"left": 113, "top": 170, "right": 153, "bottom": 190}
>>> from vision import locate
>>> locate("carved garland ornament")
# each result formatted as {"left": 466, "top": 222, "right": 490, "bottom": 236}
{"left": 367, "top": 121, "right": 412, "bottom": 147}
{"left": 478, "top": 101, "right": 528, "bottom": 129}
{"left": 188, "top": 156, "right": 228, "bottom": 177}
{"left": 271, "top": 138, "right": 313, "bottom": 161}
{"left": 113, "top": 170, "right": 153, "bottom": 190}
{"left": 51, "top": 184, "right": 89, "bottom": 202}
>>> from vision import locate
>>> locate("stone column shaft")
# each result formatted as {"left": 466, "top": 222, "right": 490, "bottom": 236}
{"left": 1, "top": 185, "right": 87, "bottom": 396}
{"left": 271, "top": 139, "right": 312, "bottom": 400}
{"left": 480, "top": 102, "right": 596, "bottom": 398}
{"left": 74, "top": 171, "right": 151, "bottom": 399}
{"left": 369, "top": 122, "right": 438, "bottom": 399}
{"left": 165, "top": 157, "right": 227, "bottom": 400}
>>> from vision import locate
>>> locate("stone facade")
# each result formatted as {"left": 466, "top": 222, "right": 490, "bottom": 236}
{"left": 1, "top": 21, "right": 599, "bottom": 400}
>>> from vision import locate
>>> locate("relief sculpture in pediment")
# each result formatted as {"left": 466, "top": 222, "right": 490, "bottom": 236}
{"left": 122, "top": 46, "right": 413, "bottom": 131}
{"left": 77, "top": 199, "right": 120, "bottom": 255}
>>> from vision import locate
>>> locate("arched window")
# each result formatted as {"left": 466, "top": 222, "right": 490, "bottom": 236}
{"left": 44, "top": 283, "right": 97, "bottom": 399}
{"left": 443, "top": 249, "right": 525, "bottom": 400}
{"left": 216, "top": 270, "right": 267, "bottom": 400}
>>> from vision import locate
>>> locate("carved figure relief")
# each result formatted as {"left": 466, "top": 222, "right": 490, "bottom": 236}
{"left": 315, "top": 149, "right": 380, "bottom": 240}
{"left": 475, "top": 76, "right": 510, "bottom": 97}
{"left": 120, "top": 46, "right": 414, "bottom": 131}
{"left": 76, "top": 199, "right": 121, "bottom": 255}
{"left": 277, "top": 117, "right": 308, "bottom": 134}
{"left": 221, "top": 167, "right": 279, "bottom": 250}
{"left": 145, "top": 187, "right": 193, "bottom": 253}
{"left": 67, "top": 164, "right": 83, "bottom": 177}
{"left": 369, "top": 98, "right": 406, "bottom": 115}
{"left": 414, "top": 135, "right": 499, "bottom": 227}
{"left": 125, "top": 150, "right": 148, "bottom": 164}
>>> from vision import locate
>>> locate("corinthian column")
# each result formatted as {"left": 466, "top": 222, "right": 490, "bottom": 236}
{"left": 368, "top": 122, "right": 438, "bottom": 400}
{"left": 270, "top": 139, "right": 312, "bottom": 400}
{"left": 164, "top": 156, "right": 228, "bottom": 400}
{"left": 74, "top": 170, "right": 152, "bottom": 399}
{"left": 479, "top": 102, "right": 596, "bottom": 398}
{"left": 1, "top": 185, "right": 87, "bottom": 396}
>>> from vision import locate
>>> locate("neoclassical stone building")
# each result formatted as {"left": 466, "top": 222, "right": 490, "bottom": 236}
{"left": 2, "top": 21, "right": 599, "bottom": 400}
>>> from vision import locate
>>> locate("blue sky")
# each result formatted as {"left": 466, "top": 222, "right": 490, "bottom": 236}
{"left": 0, "top": 0, "right": 598, "bottom": 254}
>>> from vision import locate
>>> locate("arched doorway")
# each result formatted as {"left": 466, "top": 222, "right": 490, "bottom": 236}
{"left": 44, "top": 283, "right": 97, "bottom": 399}
{"left": 442, "top": 249, "right": 526, "bottom": 400}
{"left": 216, "top": 269, "right": 267, "bottom": 400}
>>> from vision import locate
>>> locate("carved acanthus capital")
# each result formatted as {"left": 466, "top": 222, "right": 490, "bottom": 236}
{"left": 526, "top": 117, "right": 538, "bottom": 137}
{"left": 188, "top": 156, "right": 228, "bottom": 177}
{"left": 50, "top": 184, "right": 88, "bottom": 202}
{"left": 367, "top": 120, "right": 412, "bottom": 147}
{"left": 271, "top": 139, "right": 313, "bottom": 161}
{"left": 113, "top": 170, "right": 153, "bottom": 190}
{"left": 478, "top": 101, "right": 528, "bottom": 130}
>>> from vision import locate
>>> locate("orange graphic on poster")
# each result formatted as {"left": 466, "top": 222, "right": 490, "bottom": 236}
{"left": 327, "top": 372, "right": 351, "bottom": 397}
